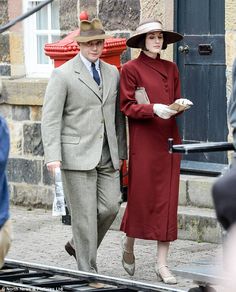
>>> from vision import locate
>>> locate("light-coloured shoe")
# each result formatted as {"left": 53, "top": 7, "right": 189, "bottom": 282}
{"left": 155, "top": 264, "right": 177, "bottom": 284}
{"left": 89, "top": 282, "right": 105, "bottom": 289}
{"left": 121, "top": 235, "right": 135, "bottom": 276}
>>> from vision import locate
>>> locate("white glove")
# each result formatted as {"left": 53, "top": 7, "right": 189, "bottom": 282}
{"left": 153, "top": 104, "right": 177, "bottom": 119}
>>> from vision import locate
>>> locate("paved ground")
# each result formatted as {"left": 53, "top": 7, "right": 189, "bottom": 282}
{"left": 6, "top": 206, "right": 223, "bottom": 291}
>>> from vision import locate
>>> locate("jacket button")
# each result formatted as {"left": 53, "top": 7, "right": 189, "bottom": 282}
{"left": 99, "top": 135, "right": 103, "bottom": 139}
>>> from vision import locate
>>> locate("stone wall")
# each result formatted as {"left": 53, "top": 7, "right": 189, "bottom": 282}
{"left": 0, "top": 78, "right": 54, "bottom": 208}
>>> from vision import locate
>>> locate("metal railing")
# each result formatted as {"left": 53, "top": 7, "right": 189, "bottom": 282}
{"left": 0, "top": 0, "right": 54, "bottom": 34}
{"left": 168, "top": 138, "right": 235, "bottom": 154}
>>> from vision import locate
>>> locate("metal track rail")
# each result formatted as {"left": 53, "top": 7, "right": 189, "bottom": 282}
{"left": 0, "top": 259, "right": 186, "bottom": 292}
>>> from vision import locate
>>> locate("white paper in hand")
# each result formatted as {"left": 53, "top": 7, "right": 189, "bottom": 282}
{"left": 52, "top": 167, "right": 66, "bottom": 216}
{"left": 169, "top": 98, "right": 193, "bottom": 112}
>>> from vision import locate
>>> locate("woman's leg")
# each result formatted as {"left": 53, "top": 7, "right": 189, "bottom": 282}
{"left": 157, "top": 241, "right": 170, "bottom": 266}
{"left": 123, "top": 236, "right": 135, "bottom": 264}
{"left": 156, "top": 241, "right": 176, "bottom": 284}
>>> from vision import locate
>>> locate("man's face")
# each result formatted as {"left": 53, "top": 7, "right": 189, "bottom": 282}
{"left": 79, "top": 40, "right": 104, "bottom": 62}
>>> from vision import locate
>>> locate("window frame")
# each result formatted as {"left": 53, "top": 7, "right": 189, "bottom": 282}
{"left": 23, "top": 0, "right": 60, "bottom": 77}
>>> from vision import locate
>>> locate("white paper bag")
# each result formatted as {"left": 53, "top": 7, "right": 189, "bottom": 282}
{"left": 52, "top": 167, "right": 66, "bottom": 216}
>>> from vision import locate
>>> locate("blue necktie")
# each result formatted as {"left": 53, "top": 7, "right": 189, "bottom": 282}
{"left": 91, "top": 62, "right": 100, "bottom": 86}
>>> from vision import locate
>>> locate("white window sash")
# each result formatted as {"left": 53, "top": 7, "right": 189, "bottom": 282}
{"left": 24, "top": 0, "right": 60, "bottom": 77}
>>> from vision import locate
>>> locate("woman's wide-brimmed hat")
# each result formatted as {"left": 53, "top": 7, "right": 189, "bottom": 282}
{"left": 74, "top": 18, "right": 112, "bottom": 43}
{"left": 127, "top": 19, "right": 183, "bottom": 50}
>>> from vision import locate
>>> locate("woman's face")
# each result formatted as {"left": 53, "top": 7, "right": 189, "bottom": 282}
{"left": 145, "top": 31, "right": 164, "bottom": 54}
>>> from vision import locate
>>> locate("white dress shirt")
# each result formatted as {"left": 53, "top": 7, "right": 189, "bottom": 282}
{"left": 79, "top": 53, "right": 101, "bottom": 79}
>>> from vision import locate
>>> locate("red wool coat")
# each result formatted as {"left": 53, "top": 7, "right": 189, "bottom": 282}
{"left": 120, "top": 52, "right": 182, "bottom": 241}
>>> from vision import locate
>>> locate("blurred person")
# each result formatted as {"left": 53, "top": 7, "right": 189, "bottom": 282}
{"left": 119, "top": 19, "right": 191, "bottom": 284}
{"left": 212, "top": 58, "right": 236, "bottom": 233}
{"left": 0, "top": 115, "right": 11, "bottom": 269}
{"left": 212, "top": 58, "right": 236, "bottom": 291}
{"left": 41, "top": 17, "right": 127, "bottom": 273}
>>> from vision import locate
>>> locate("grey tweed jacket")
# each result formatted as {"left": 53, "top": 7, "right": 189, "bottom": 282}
{"left": 41, "top": 54, "right": 127, "bottom": 170}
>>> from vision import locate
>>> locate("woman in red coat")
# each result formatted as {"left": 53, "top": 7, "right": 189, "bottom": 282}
{"left": 120, "top": 19, "right": 192, "bottom": 284}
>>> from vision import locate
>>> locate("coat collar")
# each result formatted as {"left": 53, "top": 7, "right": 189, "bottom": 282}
{"left": 73, "top": 54, "right": 112, "bottom": 103}
{"left": 138, "top": 51, "right": 168, "bottom": 78}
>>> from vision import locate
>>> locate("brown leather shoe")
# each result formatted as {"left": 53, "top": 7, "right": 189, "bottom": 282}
{"left": 65, "top": 241, "right": 76, "bottom": 259}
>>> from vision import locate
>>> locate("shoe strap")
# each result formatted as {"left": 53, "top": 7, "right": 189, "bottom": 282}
{"left": 122, "top": 237, "right": 134, "bottom": 254}
{"left": 123, "top": 247, "right": 134, "bottom": 254}
{"left": 157, "top": 264, "right": 168, "bottom": 270}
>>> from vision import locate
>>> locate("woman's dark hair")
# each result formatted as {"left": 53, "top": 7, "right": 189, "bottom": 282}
{"left": 138, "top": 33, "right": 168, "bottom": 51}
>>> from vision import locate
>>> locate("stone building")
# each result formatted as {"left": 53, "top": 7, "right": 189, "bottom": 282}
{"left": 0, "top": 0, "right": 236, "bottom": 208}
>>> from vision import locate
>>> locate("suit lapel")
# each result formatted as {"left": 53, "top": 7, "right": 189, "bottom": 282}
{"left": 74, "top": 54, "right": 102, "bottom": 101}
{"left": 100, "top": 60, "right": 112, "bottom": 104}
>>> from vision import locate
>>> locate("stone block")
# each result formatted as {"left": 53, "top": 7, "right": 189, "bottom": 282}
{"left": 10, "top": 64, "right": 26, "bottom": 77}
{"left": 188, "top": 176, "right": 217, "bottom": 208}
{"left": 140, "top": 0, "right": 164, "bottom": 22}
{"left": 60, "top": 0, "right": 78, "bottom": 31}
{"left": 8, "top": 121, "right": 22, "bottom": 156}
{"left": 1, "top": 78, "right": 47, "bottom": 106}
{"left": 43, "top": 164, "right": 54, "bottom": 186}
{"left": 226, "top": 32, "right": 236, "bottom": 66}
{"left": 99, "top": 0, "right": 140, "bottom": 30}
{"left": 10, "top": 184, "right": 54, "bottom": 208}
{"left": 0, "top": 64, "right": 10, "bottom": 76}
{"left": 179, "top": 177, "right": 187, "bottom": 206}
{"left": 23, "top": 123, "right": 44, "bottom": 156}
{"left": 178, "top": 207, "right": 222, "bottom": 243}
{"left": 0, "top": 34, "right": 10, "bottom": 63}
{"left": 0, "top": 0, "right": 8, "bottom": 25}
{"left": 7, "top": 158, "right": 42, "bottom": 184}
{"left": 113, "top": 32, "right": 131, "bottom": 65}
{"left": 8, "top": 0, "right": 23, "bottom": 33}
{"left": 9, "top": 33, "right": 24, "bottom": 64}
{"left": 30, "top": 106, "right": 42, "bottom": 121}
{"left": 12, "top": 105, "right": 30, "bottom": 121}
{"left": 225, "top": 0, "right": 236, "bottom": 30}
{"left": 0, "top": 104, "right": 12, "bottom": 119}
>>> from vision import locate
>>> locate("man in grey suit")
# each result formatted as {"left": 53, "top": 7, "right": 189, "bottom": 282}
{"left": 41, "top": 18, "right": 127, "bottom": 273}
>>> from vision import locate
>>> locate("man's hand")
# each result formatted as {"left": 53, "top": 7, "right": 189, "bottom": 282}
{"left": 119, "top": 160, "right": 125, "bottom": 170}
{"left": 47, "top": 161, "right": 61, "bottom": 175}
{"left": 153, "top": 104, "right": 177, "bottom": 119}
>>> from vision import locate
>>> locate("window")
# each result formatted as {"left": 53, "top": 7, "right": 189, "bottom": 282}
{"left": 24, "top": 0, "right": 60, "bottom": 77}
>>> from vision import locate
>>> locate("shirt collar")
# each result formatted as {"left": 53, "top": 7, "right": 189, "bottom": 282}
{"left": 79, "top": 53, "right": 100, "bottom": 72}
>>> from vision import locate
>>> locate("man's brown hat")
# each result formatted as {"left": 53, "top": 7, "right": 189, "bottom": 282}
{"left": 74, "top": 18, "right": 112, "bottom": 43}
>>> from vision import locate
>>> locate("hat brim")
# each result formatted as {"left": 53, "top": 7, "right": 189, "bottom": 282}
{"left": 74, "top": 34, "right": 112, "bottom": 43}
{"left": 126, "top": 30, "right": 183, "bottom": 49}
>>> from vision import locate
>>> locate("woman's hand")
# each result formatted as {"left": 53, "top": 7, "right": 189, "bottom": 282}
{"left": 153, "top": 104, "right": 177, "bottom": 119}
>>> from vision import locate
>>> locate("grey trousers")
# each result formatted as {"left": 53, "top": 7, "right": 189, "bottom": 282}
{"left": 61, "top": 160, "right": 121, "bottom": 273}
